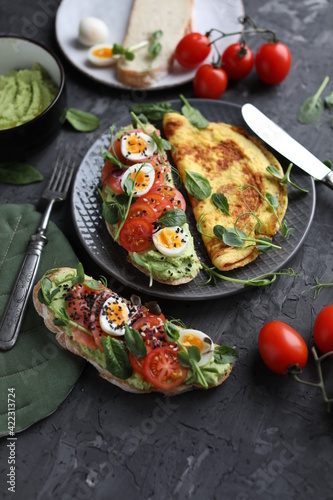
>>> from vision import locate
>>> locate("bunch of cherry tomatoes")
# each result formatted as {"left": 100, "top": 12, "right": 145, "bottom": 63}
{"left": 174, "top": 30, "right": 292, "bottom": 99}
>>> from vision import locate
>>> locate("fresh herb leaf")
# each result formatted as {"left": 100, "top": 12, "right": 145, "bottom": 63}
{"left": 101, "top": 336, "right": 133, "bottom": 379}
{"left": 158, "top": 208, "right": 186, "bottom": 227}
{"left": 266, "top": 163, "right": 308, "bottom": 193}
{"left": 148, "top": 30, "right": 163, "bottom": 59}
{"left": 164, "top": 320, "right": 180, "bottom": 343}
{"left": 214, "top": 346, "right": 238, "bottom": 364}
{"left": 200, "top": 263, "right": 298, "bottom": 287}
{"left": 213, "top": 224, "right": 227, "bottom": 240}
{"left": 66, "top": 108, "right": 100, "bottom": 132}
{"left": 185, "top": 169, "right": 211, "bottom": 199}
{"left": 211, "top": 193, "right": 230, "bottom": 215}
{"left": 297, "top": 76, "right": 329, "bottom": 124}
{"left": 129, "top": 101, "right": 174, "bottom": 122}
{"left": 187, "top": 345, "right": 201, "bottom": 363}
{"left": 124, "top": 325, "right": 147, "bottom": 358}
{"left": 180, "top": 94, "right": 209, "bottom": 129}
{"left": 266, "top": 192, "right": 279, "bottom": 209}
{"left": 0, "top": 162, "right": 43, "bottom": 185}
{"left": 177, "top": 351, "right": 192, "bottom": 368}
{"left": 325, "top": 91, "right": 333, "bottom": 108}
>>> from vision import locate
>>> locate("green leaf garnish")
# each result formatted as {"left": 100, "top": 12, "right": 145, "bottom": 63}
{"left": 180, "top": 94, "right": 209, "bottom": 129}
{"left": 297, "top": 76, "right": 329, "bottom": 124}
{"left": 124, "top": 325, "right": 147, "bottom": 358}
{"left": 185, "top": 169, "right": 211, "bottom": 200}
{"left": 65, "top": 108, "right": 100, "bottom": 132}
{"left": 101, "top": 336, "right": 133, "bottom": 379}
{"left": 0, "top": 162, "right": 43, "bottom": 185}
{"left": 211, "top": 193, "right": 230, "bottom": 215}
{"left": 266, "top": 163, "right": 308, "bottom": 193}
{"left": 214, "top": 346, "right": 238, "bottom": 364}
{"left": 157, "top": 208, "right": 186, "bottom": 227}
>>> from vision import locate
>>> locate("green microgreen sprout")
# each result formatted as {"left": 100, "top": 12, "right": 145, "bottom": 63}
{"left": 266, "top": 163, "right": 309, "bottom": 193}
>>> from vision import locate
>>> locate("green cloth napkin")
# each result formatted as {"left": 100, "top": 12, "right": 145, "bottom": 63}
{"left": 0, "top": 204, "right": 85, "bottom": 437}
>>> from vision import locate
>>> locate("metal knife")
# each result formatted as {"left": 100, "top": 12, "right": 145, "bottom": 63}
{"left": 241, "top": 103, "right": 333, "bottom": 190}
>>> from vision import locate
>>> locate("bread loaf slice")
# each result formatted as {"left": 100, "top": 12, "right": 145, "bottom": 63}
{"left": 117, "top": 0, "right": 193, "bottom": 87}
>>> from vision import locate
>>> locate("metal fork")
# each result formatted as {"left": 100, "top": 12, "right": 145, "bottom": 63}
{"left": 0, "top": 146, "right": 76, "bottom": 350}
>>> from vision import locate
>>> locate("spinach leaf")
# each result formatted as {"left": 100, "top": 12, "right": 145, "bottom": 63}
{"left": 66, "top": 108, "right": 100, "bottom": 132}
{"left": 101, "top": 336, "right": 133, "bottom": 379}
{"left": 297, "top": 76, "right": 329, "bottom": 124}
{"left": 266, "top": 164, "right": 283, "bottom": 180}
{"left": 266, "top": 192, "right": 279, "bottom": 209}
{"left": 124, "top": 325, "right": 147, "bottom": 358}
{"left": 214, "top": 346, "right": 238, "bottom": 365}
{"left": 211, "top": 193, "right": 230, "bottom": 215}
{"left": 158, "top": 208, "right": 186, "bottom": 227}
{"left": 180, "top": 94, "right": 210, "bottom": 129}
{"left": 185, "top": 170, "right": 211, "bottom": 199}
{"left": 129, "top": 101, "right": 174, "bottom": 122}
{"left": 0, "top": 162, "right": 43, "bottom": 185}
{"left": 164, "top": 320, "right": 180, "bottom": 343}
{"left": 101, "top": 200, "right": 122, "bottom": 225}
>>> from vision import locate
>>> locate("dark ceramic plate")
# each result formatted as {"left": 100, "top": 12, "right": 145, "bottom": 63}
{"left": 71, "top": 99, "right": 316, "bottom": 301}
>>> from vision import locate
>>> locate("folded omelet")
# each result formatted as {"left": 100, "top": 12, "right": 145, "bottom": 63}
{"left": 163, "top": 113, "right": 288, "bottom": 271}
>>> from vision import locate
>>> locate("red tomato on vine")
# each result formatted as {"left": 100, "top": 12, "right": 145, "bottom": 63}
{"left": 221, "top": 42, "right": 254, "bottom": 80}
{"left": 193, "top": 64, "right": 228, "bottom": 99}
{"left": 255, "top": 42, "right": 292, "bottom": 84}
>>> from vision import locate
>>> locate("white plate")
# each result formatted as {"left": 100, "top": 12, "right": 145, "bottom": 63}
{"left": 55, "top": 0, "right": 245, "bottom": 90}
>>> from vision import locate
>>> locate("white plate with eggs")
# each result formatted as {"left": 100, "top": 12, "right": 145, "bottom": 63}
{"left": 55, "top": 0, "right": 244, "bottom": 90}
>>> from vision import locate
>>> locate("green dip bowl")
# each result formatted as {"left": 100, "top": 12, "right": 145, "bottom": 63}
{"left": 0, "top": 36, "right": 66, "bottom": 160}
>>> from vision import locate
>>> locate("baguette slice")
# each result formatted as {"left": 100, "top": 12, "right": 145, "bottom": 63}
{"left": 33, "top": 267, "right": 232, "bottom": 396}
{"left": 117, "top": 0, "right": 193, "bottom": 87}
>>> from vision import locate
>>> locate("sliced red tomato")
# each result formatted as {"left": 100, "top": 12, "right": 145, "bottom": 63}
{"left": 141, "top": 192, "right": 173, "bottom": 219}
{"left": 148, "top": 186, "right": 186, "bottom": 211}
{"left": 101, "top": 160, "right": 115, "bottom": 184}
{"left": 103, "top": 168, "right": 124, "bottom": 194}
{"left": 127, "top": 201, "right": 158, "bottom": 224}
{"left": 129, "top": 345, "right": 152, "bottom": 376}
{"left": 118, "top": 218, "right": 153, "bottom": 253}
{"left": 143, "top": 346, "right": 188, "bottom": 390}
{"left": 132, "top": 313, "right": 165, "bottom": 331}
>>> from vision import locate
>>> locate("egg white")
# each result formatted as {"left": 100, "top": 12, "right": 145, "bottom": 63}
{"left": 121, "top": 131, "right": 157, "bottom": 161}
{"left": 78, "top": 17, "right": 109, "bottom": 47}
{"left": 121, "top": 163, "right": 155, "bottom": 197}
{"left": 179, "top": 329, "right": 214, "bottom": 367}
{"left": 99, "top": 296, "right": 129, "bottom": 336}
{"left": 153, "top": 226, "right": 189, "bottom": 257}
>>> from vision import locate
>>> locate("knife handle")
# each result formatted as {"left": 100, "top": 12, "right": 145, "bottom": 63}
{"left": 322, "top": 170, "right": 333, "bottom": 190}
{"left": 0, "top": 233, "right": 47, "bottom": 350}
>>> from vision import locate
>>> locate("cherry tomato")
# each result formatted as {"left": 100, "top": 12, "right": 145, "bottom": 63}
{"left": 148, "top": 185, "right": 186, "bottom": 211}
{"left": 103, "top": 168, "right": 124, "bottom": 194}
{"left": 118, "top": 218, "right": 152, "bottom": 253}
{"left": 193, "top": 64, "right": 228, "bottom": 99}
{"left": 221, "top": 42, "right": 254, "bottom": 80}
{"left": 174, "top": 32, "right": 211, "bottom": 68}
{"left": 258, "top": 321, "right": 308, "bottom": 374}
{"left": 127, "top": 201, "right": 158, "bottom": 224}
{"left": 255, "top": 42, "right": 292, "bottom": 85}
{"left": 143, "top": 346, "right": 188, "bottom": 390}
{"left": 141, "top": 192, "right": 173, "bottom": 219}
{"left": 313, "top": 305, "right": 333, "bottom": 354}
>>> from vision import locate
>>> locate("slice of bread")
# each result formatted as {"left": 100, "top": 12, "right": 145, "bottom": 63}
{"left": 33, "top": 267, "right": 232, "bottom": 396}
{"left": 117, "top": 0, "right": 193, "bottom": 87}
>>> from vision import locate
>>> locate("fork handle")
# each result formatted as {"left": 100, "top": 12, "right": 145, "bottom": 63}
{"left": 0, "top": 233, "right": 47, "bottom": 350}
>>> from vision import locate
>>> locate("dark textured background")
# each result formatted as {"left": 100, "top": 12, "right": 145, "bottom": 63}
{"left": 1, "top": 1, "right": 333, "bottom": 499}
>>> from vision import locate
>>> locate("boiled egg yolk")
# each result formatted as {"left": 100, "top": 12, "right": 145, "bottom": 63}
{"left": 179, "top": 329, "right": 214, "bottom": 367}
{"left": 99, "top": 296, "right": 129, "bottom": 336}
{"left": 88, "top": 44, "right": 116, "bottom": 66}
{"left": 121, "top": 163, "right": 155, "bottom": 197}
{"left": 121, "top": 132, "right": 157, "bottom": 161}
{"left": 153, "top": 226, "right": 189, "bottom": 257}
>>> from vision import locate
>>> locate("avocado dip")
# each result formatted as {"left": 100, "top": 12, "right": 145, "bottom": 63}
{"left": 0, "top": 62, "right": 58, "bottom": 130}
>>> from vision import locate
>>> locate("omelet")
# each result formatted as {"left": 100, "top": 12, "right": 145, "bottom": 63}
{"left": 163, "top": 112, "right": 288, "bottom": 271}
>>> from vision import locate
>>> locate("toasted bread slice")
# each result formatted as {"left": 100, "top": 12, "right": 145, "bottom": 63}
{"left": 117, "top": 0, "right": 193, "bottom": 87}
{"left": 33, "top": 267, "right": 233, "bottom": 395}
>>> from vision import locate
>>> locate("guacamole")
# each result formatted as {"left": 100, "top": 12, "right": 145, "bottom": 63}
{"left": 0, "top": 62, "right": 58, "bottom": 130}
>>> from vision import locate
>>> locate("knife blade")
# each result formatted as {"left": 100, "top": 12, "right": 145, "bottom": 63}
{"left": 241, "top": 103, "right": 333, "bottom": 190}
